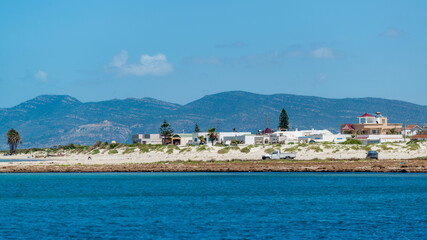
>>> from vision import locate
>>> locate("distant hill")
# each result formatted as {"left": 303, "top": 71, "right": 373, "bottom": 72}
{"left": 0, "top": 91, "right": 426, "bottom": 148}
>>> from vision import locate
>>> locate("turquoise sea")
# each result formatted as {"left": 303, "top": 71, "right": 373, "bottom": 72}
{"left": 0, "top": 172, "right": 426, "bottom": 239}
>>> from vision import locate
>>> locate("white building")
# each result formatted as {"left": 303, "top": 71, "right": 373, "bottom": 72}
{"left": 270, "top": 129, "right": 351, "bottom": 143}
{"left": 192, "top": 132, "right": 252, "bottom": 145}
{"left": 355, "top": 135, "right": 404, "bottom": 145}
{"left": 174, "top": 134, "right": 193, "bottom": 146}
{"left": 309, "top": 133, "right": 351, "bottom": 143}
{"left": 401, "top": 125, "right": 422, "bottom": 137}
{"left": 132, "top": 134, "right": 162, "bottom": 145}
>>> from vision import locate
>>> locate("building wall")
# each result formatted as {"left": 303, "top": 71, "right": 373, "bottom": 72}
{"left": 340, "top": 122, "right": 402, "bottom": 135}
{"left": 192, "top": 132, "right": 251, "bottom": 144}
{"left": 132, "top": 134, "right": 162, "bottom": 144}
{"left": 356, "top": 135, "right": 404, "bottom": 145}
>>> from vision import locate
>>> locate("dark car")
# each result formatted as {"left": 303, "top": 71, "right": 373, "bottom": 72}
{"left": 366, "top": 151, "right": 378, "bottom": 160}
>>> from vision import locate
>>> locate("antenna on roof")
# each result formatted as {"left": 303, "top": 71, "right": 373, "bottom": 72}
{"left": 266, "top": 114, "right": 269, "bottom": 128}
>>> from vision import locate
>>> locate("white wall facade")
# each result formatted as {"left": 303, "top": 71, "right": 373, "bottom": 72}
{"left": 356, "top": 135, "right": 404, "bottom": 145}
{"left": 132, "top": 134, "right": 162, "bottom": 144}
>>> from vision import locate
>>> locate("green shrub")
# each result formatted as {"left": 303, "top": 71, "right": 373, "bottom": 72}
{"left": 240, "top": 147, "right": 251, "bottom": 153}
{"left": 360, "top": 145, "right": 372, "bottom": 151}
{"left": 92, "top": 149, "right": 100, "bottom": 154}
{"left": 92, "top": 141, "right": 102, "bottom": 149}
{"left": 214, "top": 142, "right": 224, "bottom": 147}
{"left": 230, "top": 146, "right": 240, "bottom": 151}
{"left": 168, "top": 145, "right": 180, "bottom": 150}
{"left": 264, "top": 148, "right": 275, "bottom": 154}
{"left": 285, "top": 146, "right": 299, "bottom": 152}
{"left": 63, "top": 143, "right": 76, "bottom": 150}
{"left": 197, "top": 145, "right": 209, "bottom": 151}
{"left": 166, "top": 148, "right": 174, "bottom": 154}
{"left": 350, "top": 146, "right": 359, "bottom": 150}
{"left": 122, "top": 148, "right": 135, "bottom": 154}
{"left": 406, "top": 141, "right": 420, "bottom": 150}
{"left": 218, "top": 148, "right": 230, "bottom": 154}
{"left": 378, "top": 144, "right": 392, "bottom": 150}
{"left": 308, "top": 146, "right": 323, "bottom": 152}
{"left": 339, "top": 139, "right": 362, "bottom": 145}
{"left": 100, "top": 142, "right": 108, "bottom": 149}
{"left": 108, "top": 149, "right": 118, "bottom": 154}
{"left": 179, "top": 148, "right": 191, "bottom": 153}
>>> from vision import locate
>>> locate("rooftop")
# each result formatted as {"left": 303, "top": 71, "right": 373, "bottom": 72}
{"left": 358, "top": 112, "right": 374, "bottom": 118}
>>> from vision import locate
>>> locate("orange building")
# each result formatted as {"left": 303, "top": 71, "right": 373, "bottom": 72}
{"left": 340, "top": 112, "right": 402, "bottom": 135}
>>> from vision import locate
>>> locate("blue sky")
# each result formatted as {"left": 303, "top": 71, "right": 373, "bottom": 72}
{"left": 0, "top": 0, "right": 426, "bottom": 107}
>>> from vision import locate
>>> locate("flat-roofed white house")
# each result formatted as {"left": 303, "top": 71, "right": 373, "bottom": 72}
{"left": 192, "top": 131, "right": 252, "bottom": 145}
{"left": 355, "top": 134, "right": 404, "bottom": 145}
{"left": 133, "top": 133, "right": 194, "bottom": 146}
{"left": 132, "top": 134, "right": 162, "bottom": 145}
{"left": 272, "top": 129, "right": 342, "bottom": 143}
{"left": 172, "top": 134, "right": 193, "bottom": 146}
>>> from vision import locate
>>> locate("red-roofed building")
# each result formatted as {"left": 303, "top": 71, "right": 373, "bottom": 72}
{"left": 411, "top": 134, "right": 427, "bottom": 141}
{"left": 402, "top": 125, "right": 422, "bottom": 136}
{"left": 359, "top": 112, "right": 374, "bottom": 118}
{"left": 340, "top": 112, "right": 402, "bottom": 135}
{"left": 262, "top": 128, "right": 274, "bottom": 134}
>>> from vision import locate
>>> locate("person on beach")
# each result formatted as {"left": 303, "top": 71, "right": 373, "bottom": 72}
{"left": 88, "top": 156, "right": 92, "bottom": 160}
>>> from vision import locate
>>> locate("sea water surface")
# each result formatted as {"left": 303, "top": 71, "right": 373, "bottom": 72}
{"left": 0, "top": 172, "right": 426, "bottom": 239}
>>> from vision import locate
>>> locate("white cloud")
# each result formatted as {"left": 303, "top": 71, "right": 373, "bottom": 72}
{"left": 106, "top": 50, "right": 173, "bottom": 76}
{"left": 34, "top": 70, "right": 48, "bottom": 82}
{"left": 310, "top": 47, "right": 336, "bottom": 59}
{"left": 382, "top": 28, "right": 404, "bottom": 38}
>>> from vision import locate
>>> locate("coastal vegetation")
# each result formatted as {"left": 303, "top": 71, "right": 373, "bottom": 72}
{"left": 1, "top": 140, "right": 426, "bottom": 162}
{"left": 159, "top": 120, "right": 173, "bottom": 145}
{"left": 278, "top": 108, "right": 289, "bottom": 130}
{"left": 340, "top": 139, "right": 362, "bottom": 145}
{"left": 108, "top": 149, "right": 118, "bottom": 154}
{"left": 6, "top": 128, "right": 22, "bottom": 155}
{"left": 207, "top": 128, "right": 218, "bottom": 146}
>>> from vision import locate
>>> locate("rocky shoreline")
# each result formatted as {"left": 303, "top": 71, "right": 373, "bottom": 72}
{"left": 1, "top": 160, "right": 426, "bottom": 173}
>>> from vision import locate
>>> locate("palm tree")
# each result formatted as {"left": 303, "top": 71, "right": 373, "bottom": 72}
{"left": 6, "top": 128, "right": 22, "bottom": 155}
{"left": 207, "top": 128, "right": 218, "bottom": 146}
{"left": 198, "top": 135, "right": 206, "bottom": 145}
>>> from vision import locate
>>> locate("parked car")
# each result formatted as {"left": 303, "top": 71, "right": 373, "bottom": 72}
{"left": 262, "top": 150, "right": 296, "bottom": 160}
{"left": 366, "top": 151, "right": 378, "bottom": 160}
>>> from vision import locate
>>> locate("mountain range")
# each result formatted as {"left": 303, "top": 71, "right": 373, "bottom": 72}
{"left": 0, "top": 91, "right": 426, "bottom": 148}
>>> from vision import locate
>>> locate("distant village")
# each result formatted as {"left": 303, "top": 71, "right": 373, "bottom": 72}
{"left": 133, "top": 111, "right": 427, "bottom": 146}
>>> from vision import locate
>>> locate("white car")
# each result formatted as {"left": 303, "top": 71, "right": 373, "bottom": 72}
{"left": 262, "top": 150, "right": 296, "bottom": 160}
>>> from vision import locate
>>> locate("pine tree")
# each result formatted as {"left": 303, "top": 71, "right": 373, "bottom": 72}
{"left": 278, "top": 108, "right": 289, "bottom": 130}
{"left": 159, "top": 120, "right": 174, "bottom": 145}
{"left": 194, "top": 123, "right": 200, "bottom": 132}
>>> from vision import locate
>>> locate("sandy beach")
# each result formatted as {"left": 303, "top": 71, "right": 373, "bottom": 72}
{"left": 0, "top": 142, "right": 426, "bottom": 172}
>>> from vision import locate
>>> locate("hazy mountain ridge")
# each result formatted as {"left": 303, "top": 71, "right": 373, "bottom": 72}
{"left": 0, "top": 91, "right": 426, "bottom": 148}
